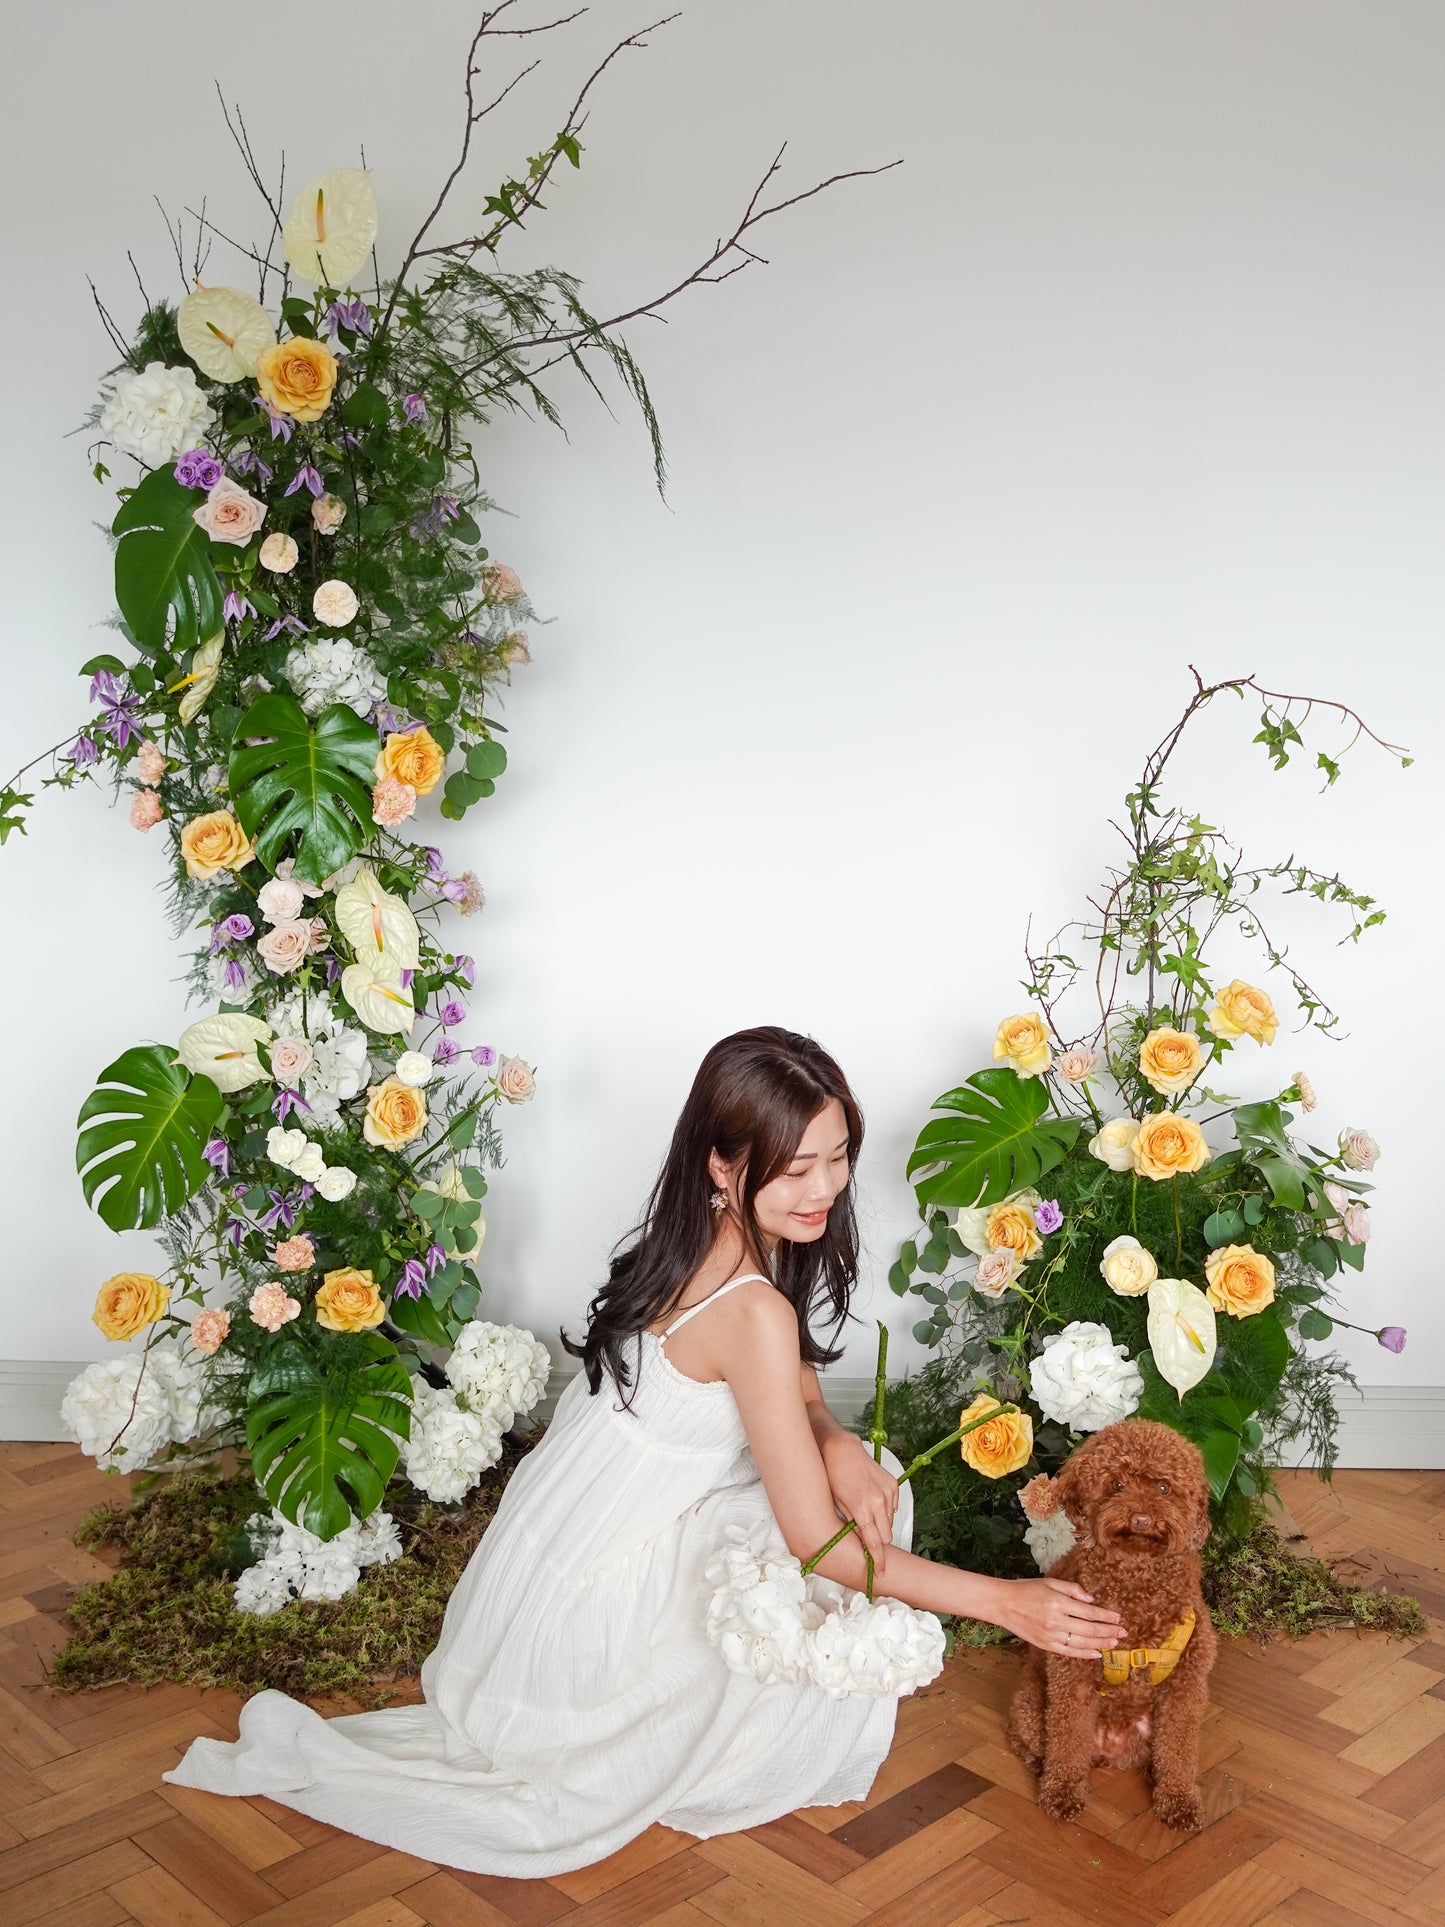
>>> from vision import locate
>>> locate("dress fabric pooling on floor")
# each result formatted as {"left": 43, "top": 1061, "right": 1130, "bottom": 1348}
{"left": 165, "top": 1274, "right": 916, "bottom": 1877}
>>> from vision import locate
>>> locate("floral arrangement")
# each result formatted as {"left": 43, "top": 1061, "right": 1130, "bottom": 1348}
{"left": 10, "top": 9, "right": 890, "bottom": 1607}
{"left": 889, "top": 672, "right": 1409, "bottom": 1564}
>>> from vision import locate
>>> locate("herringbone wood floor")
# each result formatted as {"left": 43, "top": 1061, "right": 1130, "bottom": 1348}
{"left": 1, "top": 1449, "right": 1443, "bottom": 1927}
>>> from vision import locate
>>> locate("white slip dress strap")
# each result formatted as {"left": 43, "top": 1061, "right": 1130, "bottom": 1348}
{"left": 660, "top": 1273, "right": 772, "bottom": 1343}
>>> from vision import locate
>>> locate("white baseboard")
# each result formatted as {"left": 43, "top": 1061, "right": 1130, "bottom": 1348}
{"left": 6, "top": 1360, "right": 1442, "bottom": 1469}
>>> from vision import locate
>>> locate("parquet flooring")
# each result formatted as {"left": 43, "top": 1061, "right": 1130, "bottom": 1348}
{"left": 0, "top": 1447, "right": 1441, "bottom": 1927}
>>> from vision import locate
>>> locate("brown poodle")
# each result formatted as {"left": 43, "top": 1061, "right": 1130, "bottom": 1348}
{"left": 1006, "top": 1418, "right": 1217, "bottom": 1832}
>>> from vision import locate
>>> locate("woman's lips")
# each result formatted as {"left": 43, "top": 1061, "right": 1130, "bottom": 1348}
{"left": 791, "top": 1210, "right": 828, "bottom": 1225}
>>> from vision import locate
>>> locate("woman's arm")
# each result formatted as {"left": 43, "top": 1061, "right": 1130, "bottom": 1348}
{"left": 726, "top": 1291, "right": 1127, "bottom": 1655}
{"left": 801, "top": 1363, "right": 900, "bottom": 1569}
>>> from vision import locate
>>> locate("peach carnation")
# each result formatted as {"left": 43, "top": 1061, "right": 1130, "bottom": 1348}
{"left": 248, "top": 1281, "right": 302, "bottom": 1332}
{"left": 129, "top": 789, "right": 164, "bottom": 832}
{"left": 190, "top": 1307, "right": 231, "bottom": 1356}
{"left": 273, "top": 1235, "right": 315, "bottom": 1273}
{"left": 135, "top": 741, "right": 167, "bottom": 785}
{"left": 372, "top": 777, "right": 417, "bottom": 826}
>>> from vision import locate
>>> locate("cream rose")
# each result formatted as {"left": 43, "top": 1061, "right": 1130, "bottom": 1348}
{"left": 269, "top": 1036, "right": 314, "bottom": 1086}
{"left": 1132, "top": 1112, "right": 1212, "bottom": 1181}
{"left": 1099, "top": 1234, "right": 1158, "bottom": 1297}
{"left": 257, "top": 920, "right": 313, "bottom": 975}
{"left": 179, "top": 809, "right": 254, "bottom": 879}
{"left": 974, "top": 1249, "right": 1023, "bottom": 1299}
{"left": 364, "top": 1076, "right": 428, "bottom": 1149}
{"left": 1088, "top": 1116, "right": 1139, "bottom": 1172}
{"left": 1339, "top": 1128, "right": 1380, "bottom": 1172}
{"left": 313, "top": 579, "right": 359, "bottom": 628}
{"left": 993, "top": 1013, "right": 1051, "bottom": 1078}
{"left": 1056, "top": 1048, "right": 1099, "bottom": 1083}
{"left": 311, "top": 493, "right": 347, "bottom": 534}
{"left": 259, "top": 532, "right": 299, "bottom": 573}
{"left": 1204, "top": 1243, "right": 1277, "bottom": 1318}
{"left": 496, "top": 1055, "right": 536, "bottom": 1104}
{"left": 193, "top": 477, "right": 267, "bottom": 546}
{"left": 1209, "top": 979, "right": 1278, "bottom": 1046}
{"left": 1138, "top": 1027, "right": 1204, "bottom": 1096}
{"left": 256, "top": 876, "right": 306, "bottom": 924}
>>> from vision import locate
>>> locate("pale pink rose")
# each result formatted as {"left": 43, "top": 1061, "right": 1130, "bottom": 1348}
{"left": 129, "top": 789, "right": 164, "bottom": 832}
{"left": 194, "top": 476, "right": 267, "bottom": 546}
{"left": 372, "top": 776, "right": 417, "bottom": 826}
{"left": 307, "top": 917, "right": 330, "bottom": 954}
{"left": 973, "top": 1248, "right": 1022, "bottom": 1299}
{"left": 482, "top": 562, "right": 523, "bottom": 602}
{"left": 256, "top": 876, "right": 306, "bottom": 924}
{"left": 499, "top": 631, "right": 530, "bottom": 667}
{"left": 496, "top": 1054, "right": 536, "bottom": 1104}
{"left": 1293, "top": 1071, "right": 1317, "bottom": 1113}
{"left": 249, "top": 1280, "right": 302, "bottom": 1331}
{"left": 311, "top": 493, "right": 347, "bottom": 535}
{"left": 259, "top": 532, "right": 299, "bottom": 573}
{"left": 190, "top": 1307, "right": 230, "bottom": 1356}
{"left": 1056, "top": 1048, "right": 1099, "bottom": 1083}
{"left": 1339, "top": 1128, "right": 1380, "bottom": 1171}
{"left": 257, "top": 919, "right": 312, "bottom": 974}
{"left": 1342, "top": 1202, "right": 1372, "bottom": 1245}
{"left": 456, "top": 871, "right": 485, "bottom": 916}
{"left": 312, "top": 579, "right": 359, "bottom": 627}
{"left": 269, "top": 1036, "right": 314, "bottom": 1087}
{"left": 135, "top": 741, "right": 167, "bottom": 785}
{"left": 273, "top": 1235, "right": 315, "bottom": 1273}
{"left": 1323, "top": 1181, "right": 1352, "bottom": 1215}
{"left": 275, "top": 857, "right": 324, "bottom": 897}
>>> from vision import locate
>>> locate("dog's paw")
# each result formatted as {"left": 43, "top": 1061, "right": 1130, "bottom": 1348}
{"left": 1038, "top": 1778, "right": 1088, "bottom": 1823}
{"left": 1005, "top": 1730, "right": 1041, "bottom": 1776}
{"left": 1153, "top": 1784, "right": 1204, "bottom": 1833}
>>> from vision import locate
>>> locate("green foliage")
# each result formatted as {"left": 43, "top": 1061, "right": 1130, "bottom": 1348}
{"left": 228, "top": 693, "right": 381, "bottom": 882}
{"left": 245, "top": 1332, "right": 414, "bottom": 1540}
{"left": 907, "top": 1069, "right": 1083, "bottom": 1210}
{"left": 76, "top": 1045, "right": 224, "bottom": 1231}
{"left": 112, "top": 466, "right": 224, "bottom": 656}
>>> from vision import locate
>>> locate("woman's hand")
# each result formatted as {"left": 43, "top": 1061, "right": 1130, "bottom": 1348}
{"left": 996, "top": 1577, "right": 1127, "bottom": 1657}
{"left": 821, "top": 1433, "right": 899, "bottom": 1570}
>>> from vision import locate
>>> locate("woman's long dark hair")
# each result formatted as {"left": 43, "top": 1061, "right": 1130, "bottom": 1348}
{"left": 563, "top": 1026, "right": 865, "bottom": 1399}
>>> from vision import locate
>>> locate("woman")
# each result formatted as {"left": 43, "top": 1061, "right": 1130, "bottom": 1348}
{"left": 166, "top": 1027, "right": 1124, "bottom": 1876}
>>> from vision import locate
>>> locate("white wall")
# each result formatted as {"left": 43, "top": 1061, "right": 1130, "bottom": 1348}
{"left": 2, "top": 3, "right": 1441, "bottom": 1425}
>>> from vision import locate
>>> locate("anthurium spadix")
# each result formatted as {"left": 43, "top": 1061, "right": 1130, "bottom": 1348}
{"left": 282, "top": 168, "right": 379, "bottom": 286}
{"left": 341, "top": 958, "right": 415, "bottom": 1036}
{"left": 1146, "top": 1277, "right": 1218, "bottom": 1398}
{"left": 333, "top": 866, "right": 420, "bottom": 970}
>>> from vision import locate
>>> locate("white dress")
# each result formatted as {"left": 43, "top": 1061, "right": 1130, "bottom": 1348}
{"left": 165, "top": 1274, "right": 915, "bottom": 1877}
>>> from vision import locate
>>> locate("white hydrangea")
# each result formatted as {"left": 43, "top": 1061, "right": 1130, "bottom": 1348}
{"left": 147, "top": 1341, "right": 214, "bottom": 1441}
{"left": 1028, "top": 1321, "right": 1144, "bottom": 1433}
{"left": 59, "top": 1339, "right": 215, "bottom": 1472}
{"left": 445, "top": 1322, "right": 551, "bottom": 1431}
{"left": 232, "top": 1504, "right": 403, "bottom": 1616}
{"left": 283, "top": 637, "right": 387, "bottom": 717}
{"left": 703, "top": 1523, "right": 944, "bottom": 1700}
{"left": 403, "top": 1382, "right": 504, "bottom": 1503}
{"left": 270, "top": 990, "right": 336, "bottom": 1037}
{"left": 306, "top": 1026, "right": 371, "bottom": 1114}
{"left": 1023, "top": 1510, "right": 1078, "bottom": 1573}
{"left": 100, "top": 360, "right": 216, "bottom": 465}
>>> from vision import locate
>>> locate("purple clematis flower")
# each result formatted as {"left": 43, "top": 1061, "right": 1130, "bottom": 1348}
{"left": 325, "top": 957, "right": 343, "bottom": 987}
{"left": 98, "top": 688, "right": 143, "bottom": 749}
{"left": 221, "top": 957, "right": 250, "bottom": 992}
{"left": 224, "top": 1217, "right": 246, "bottom": 1248}
{"left": 433, "top": 1037, "right": 461, "bottom": 1066}
{"left": 424, "top": 846, "right": 446, "bottom": 875}
{"left": 253, "top": 394, "right": 295, "bottom": 443}
{"left": 438, "top": 1000, "right": 467, "bottom": 1029}
{"left": 202, "top": 1138, "right": 231, "bottom": 1179}
{"left": 174, "top": 449, "right": 224, "bottom": 490}
{"left": 399, "top": 968, "right": 416, "bottom": 991}
{"left": 396, "top": 1258, "right": 427, "bottom": 1301}
{"left": 67, "top": 733, "right": 100, "bottom": 767}
{"left": 453, "top": 954, "right": 475, "bottom": 986}
{"left": 426, "top": 1243, "right": 448, "bottom": 1276}
{"left": 263, "top": 614, "right": 309, "bottom": 642}
{"left": 258, "top": 1189, "right": 299, "bottom": 1231}
{"left": 471, "top": 1044, "right": 498, "bottom": 1071}
{"left": 402, "top": 392, "right": 428, "bottom": 424}
{"left": 89, "top": 668, "right": 119, "bottom": 703}
{"left": 1378, "top": 1326, "right": 1407, "bottom": 1353}
{"left": 326, "top": 298, "right": 373, "bottom": 338}
{"left": 285, "top": 462, "right": 325, "bottom": 498}
{"left": 223, "top": 591, "right": 256, "bottom": 624}
{"left": 232, "top": 448, "right": 274, "bottom": 487}
{"left": 1035, "top": 1200, "right": 1063, "bottom": 1235}
{"left": 272, "top": 1088, "right": 310, "bottom": 1122}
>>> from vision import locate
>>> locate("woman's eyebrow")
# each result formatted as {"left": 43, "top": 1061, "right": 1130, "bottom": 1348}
{"left": 786, "top": 1137, "right": 850, "bottom": 1166}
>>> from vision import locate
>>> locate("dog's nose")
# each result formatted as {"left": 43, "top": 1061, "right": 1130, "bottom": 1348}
{"left": 1131, "top": 1513, "right": 1153, "bottom": 1532}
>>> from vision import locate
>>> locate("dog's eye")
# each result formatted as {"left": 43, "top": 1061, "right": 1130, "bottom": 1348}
{"left": 1112, "top": 1479, "right": 1124, "bottom": 1492}
{"left": 1157, "top": 1479, "right": 1171, "bottom": 1494}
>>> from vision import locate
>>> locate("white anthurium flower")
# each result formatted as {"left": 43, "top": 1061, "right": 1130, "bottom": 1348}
{"left": 282, "top": 168, "right": 379, "bottom": 285}
{"left": 1147, "top": 1278, "right": 1218, "bottom": 1399}
{"left": 334, "top": 866, "right": 420, "bottom": 969}
{"left": 174, "top": 633, "right": 224, "bottom": 726}
{"left": 177, "top": 285, "right": 277, "bottom": 381}
{"left": 177, "top": 1012, "right": 274, "bottom": 1092}
{"left": 340, "top": 959, "right": 415, "bottom": 1036}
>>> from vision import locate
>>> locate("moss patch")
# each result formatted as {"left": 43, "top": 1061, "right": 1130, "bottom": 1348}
{"left": 51, "top": 1442, "right": 528, "bottom": 1706}
{"left": 1201, "top": 1520, "right": 1427, "bottom": 1642}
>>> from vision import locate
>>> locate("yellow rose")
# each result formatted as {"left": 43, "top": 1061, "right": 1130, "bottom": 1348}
{"left": 1204, "top": 1243, "right": 1277, "bottom": 1318}
{"left": 1138, "top": 1027, "right": 1204, "bottom": 1096}
{"left": 179, "top": 809, "right": 254, "bottom": 879}
{"left": 984, "top": 1201, "right": 1043, "bottom": 1262}
{"left": 376, "top": 727, "right": 446, "bottom": 798}
{"left": 93, "top": 1272, "right": 170, "bottom": 1341}
{"left": 1099, "top": 1234, "right": 1158, "bottom": 1297}
{"left": 363, "top": 1076, "right": 428, "bottom": 1149}
{"left": 314, "top": 1267, "right": 385, "bottom": 1332}
{"left": 959, "top": 1395, "right": 1034, "bottom": 1479}
{"left": 1131, "top": 1112, "right": 1212, "bottom": 1181}
{"left": 1209, "top": 979, "right": 1278, "bottom": 1046}
{"left": 993, "top": 1013, "right": 1051, "bottom": 1078}
{"left": 256, "top": 336, "right": 339, "bottom": 423}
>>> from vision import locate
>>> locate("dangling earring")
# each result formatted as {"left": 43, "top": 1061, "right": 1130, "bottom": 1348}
{"left": 710, "top": 1189, "right": 727, "bottom": 1216}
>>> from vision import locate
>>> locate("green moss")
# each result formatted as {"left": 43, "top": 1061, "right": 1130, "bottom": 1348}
{"left": 1201, "top": 1520, "right": 1427, "bottom": 1642}
{"left": 52, "top": 1442, "right": 528, "bottom": 1705}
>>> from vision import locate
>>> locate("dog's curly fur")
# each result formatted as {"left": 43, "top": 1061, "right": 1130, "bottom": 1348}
{"left": 1006, "top": 1418, "right": 1217, "bottom": 1832}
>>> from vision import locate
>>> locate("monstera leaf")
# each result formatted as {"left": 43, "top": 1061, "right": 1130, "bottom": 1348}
{"left": 229, "top": 692, "right": 380, "bottom": 883}
{"left": 112, "top": 467, "right": 225, "bottom": 656}
{"left": 907, "top": 1068, "right": 1083, "bottom": 1209}
{"left": 76, "top": 1044, "right": 225, "bottom": 1230}
{"left": 246, "top": 1333, "right": 413, "bottom": 1540}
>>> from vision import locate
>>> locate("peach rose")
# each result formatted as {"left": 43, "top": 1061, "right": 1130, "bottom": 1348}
{"left": 1138, "top": 1027, "right": 1204, "bottom": 1096}
{"left": 496, "top": 1055, "right": 536, "bottom": 1105}
{"left": 93, "top": 1272, "right": 170, "bottom": 1341}
{"left": 257, "top": 920, "right": 312, "bottom": 974}
{"left": 311, "top": 493, "right": 347, "bottom": 534}
{"left": 1132, "top": 1112, "right": 1212, "bottom": 1180}
{"left": 372, "top": 777, "right": 417, "bottom": 826}
{"left": 1209, "top": 979, "right": 1278, "bottom": 1046}
{"left": 364, "top": 1076, "right": 428, "bottom": 1149}
{"left": 269, "top": 1036, "right": 314, "bottom": 1086}
{"left": 313, "top": 579, "right": 359, "bottom": 628}
{"left": 256, "top": 336, "right": 339, "bottom": 422}
{"left": 190, "top": 1307, "right": 231, "bottom": 1356}
{"left": 482, "top": 561, "right": 523, "bottom": 601}
{"left": 1338, "top": 1128, "right": 1380, "bottom": 1172}
{"left": 179, "top": 809, "right": 254, "bottom": 878}
{"left": 314, "top": 1267, "right": 385, "bottom": 1332}
{"left": 993, "top": 1012, "right": 1052, "bottom": 1078}
{"left": 193, "top": 477, "right": 267, "bottom": 546}
{"left": 249, "top": 1280, "right": 302, "bottom": 1331}
{"left": 129, "top": 789, "right": 163, "bottom": 832}
{"left": 376, "top": 726, "right": 446, "bottom": 797}
{"left": 973, "top": 1248, "right": 1023, "bottom": 1298}
{"left": 1056, "top": 1048, "right": 1099, "bottom": 1083}
{"left": 1204, "top": 1243, "right": 1276, "bottom": 1318}
{"left": 958, "top": 1395, "right": 1034, "bottom": 1479}
{"left": 135, "top": 741, "right": 167, "bottom": 785}
{"left": 272, "top": 1235, "right": 315, "bottom": 1273}
{"left": 259, "top": 532, "right": 299, "bottom": 573}
{"left": 984, "top": 1199, "right": 1042, "bottom": 1262}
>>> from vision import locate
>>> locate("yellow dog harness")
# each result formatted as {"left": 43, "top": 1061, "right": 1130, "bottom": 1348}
{"left": 1099, "top": 1611, "right": 1196, "bottom": 1691}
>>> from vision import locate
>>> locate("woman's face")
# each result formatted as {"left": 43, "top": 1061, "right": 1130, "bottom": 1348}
{"left": 722, "top": 1097, "right": 852, "bottom": 1248}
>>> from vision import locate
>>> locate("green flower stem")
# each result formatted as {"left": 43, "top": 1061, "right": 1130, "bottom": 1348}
{"left": 869, "top": 1320, "right": 889, "bottom": 1463}
{"left": 800, "top": 1402, "right": 1019, "bottom": 1578}
{"left": 1172, "top": 1172, "right": 1183, "bottom": 1267}
{"left": 1131, "top": 1172, "right": 1139, "bottom": 1234}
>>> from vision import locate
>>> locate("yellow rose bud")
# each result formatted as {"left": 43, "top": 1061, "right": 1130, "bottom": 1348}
{"left": 92, "top": 1272, "right": 170, "bottom": 1341}
{"left": 376, "top": 727, "right": 446, "bottom": 798}
{"left": 1131, "top": 1112, "right": 1212, "bottom": 1181}
{"left": 363, "top": 1076, "right": 428, "bottom": 1150}
{"left": 314, "top": 1267, "right": 385, "bottom": 1333}
{"left": 993, "top": 1013, "right": 1052, "bottom": 1078}
{"left": 959, "top": 1395, "right": 1034, "bottom": 1479}
{"left": 255, "top": 336, "right": 339, "bottom": 423}
{"left": 1209, "top": 979, "right": 1278, "bottom": 1046}
{"left": 1204, "top": 1243, "right": 1277, "bottom": 1318}
{"left": 983, "top": 1201, "right": 1043, "bottom": 1262}
{"left": 179, "top": 809, "right": 254, "bottom": 880}
{"left": 1138, "top": 1027, "right": 1204, "bottom": 1096}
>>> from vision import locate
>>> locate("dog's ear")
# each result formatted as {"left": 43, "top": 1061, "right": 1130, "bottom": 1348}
{"left": 1051, "top": 1455, "right": 1097, "bottom": 1551}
